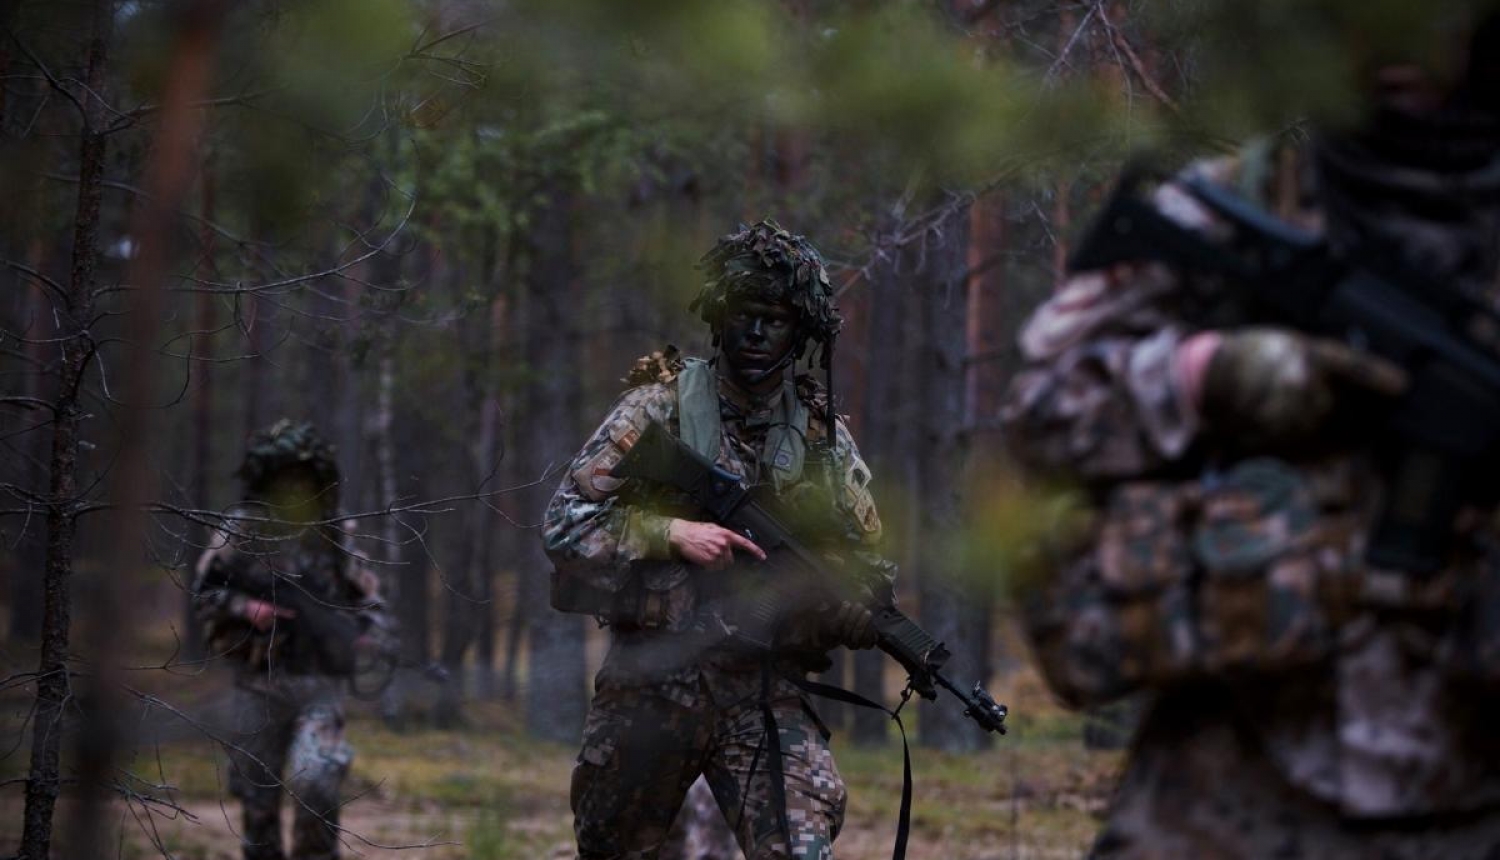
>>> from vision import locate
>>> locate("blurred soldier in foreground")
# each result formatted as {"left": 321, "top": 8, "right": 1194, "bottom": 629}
{"left": 1002, "top": 17, "right": 1500, "bottom": 859}
{"left": 546, "top": 220, "right": 887, "bottom": 860}
{"left": 194, "top": 421, "right": 390, "bottom": 860}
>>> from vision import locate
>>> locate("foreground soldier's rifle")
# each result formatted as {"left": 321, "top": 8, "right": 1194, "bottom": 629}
{"left": 1071, "top": 165, "right": 1500, "bottom": 574}
{"left": 612, "top": 420, "right": 1008, "bottom": 735}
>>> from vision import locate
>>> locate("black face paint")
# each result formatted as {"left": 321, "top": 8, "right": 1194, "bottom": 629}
{"left": 721, "top": 297, "right": 798, "bottom": 390}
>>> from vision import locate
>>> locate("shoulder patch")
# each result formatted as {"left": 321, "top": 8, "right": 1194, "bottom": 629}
{"left": 623, "top": 344, "right": 686, "bottom": 389}
{"left": 840, "top": 447, "right": 881, "bottom": 536}
{"left": 570, "top": 400, "right": 653, "bottom": 501}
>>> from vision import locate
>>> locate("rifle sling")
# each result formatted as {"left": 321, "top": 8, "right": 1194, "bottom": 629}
{"left": 786, "top": 672, "right": 914, "bottom": 860}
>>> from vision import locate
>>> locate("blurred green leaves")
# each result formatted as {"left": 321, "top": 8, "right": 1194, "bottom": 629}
{"left": 494, "top": 0, "right": 1153, "bottom": 190}
{"left": 1157, "top": 0, "right": 1500, "bottom": 137}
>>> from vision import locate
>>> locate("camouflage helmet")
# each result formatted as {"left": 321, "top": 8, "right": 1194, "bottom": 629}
{"left": 691, "top": 219, "right": 843, "bottom": 365}
{"left": 236, "top": 419, "right": 340, "bottom": 504}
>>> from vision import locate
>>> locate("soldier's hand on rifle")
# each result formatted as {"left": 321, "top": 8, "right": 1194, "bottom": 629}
{"left": 242, "top": 597, "right": 296, "bottom": 632}
{"left": 1176, "top": 327, "right": 1408, "bottom": 448}
{"left": 667, "top": 519, "right": 767, "bottom": 570}
{"left": 829, "top": 601, "right": 877, "bottom": 649}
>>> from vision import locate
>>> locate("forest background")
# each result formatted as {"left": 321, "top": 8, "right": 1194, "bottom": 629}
{"left": 0, "top": 0, "right": 1465, "bottom": 857}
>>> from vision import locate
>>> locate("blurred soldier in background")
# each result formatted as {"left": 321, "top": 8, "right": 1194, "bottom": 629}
{"left": 546, "top": 220, "right": 887, "bottom": 860}
{"left": 1002, "top": 13, "right": 1500, "bottom": 859}
{"left": 194, "top": 420, "right": 391, "bottom": 860}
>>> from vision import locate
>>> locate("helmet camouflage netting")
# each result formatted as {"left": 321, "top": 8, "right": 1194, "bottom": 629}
{"left": 236, "top": 419, "right": 340, "bottom": 502}
{"left": 691, "top": 219, "right": 843, "bottom": 366}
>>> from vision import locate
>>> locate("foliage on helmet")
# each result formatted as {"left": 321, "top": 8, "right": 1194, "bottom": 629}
{"left": 236, "top": 419, "right": 341, "bottom": 505}
{"left": 691, "top": 219, "right": 843, "bottom": 364}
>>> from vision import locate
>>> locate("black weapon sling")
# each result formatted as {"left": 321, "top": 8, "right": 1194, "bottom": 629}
{"left": 739, "top": 657, "right": 916, "bottom": 860}
{"left": 789, "top": 673, "right": 915, "bottom": 860}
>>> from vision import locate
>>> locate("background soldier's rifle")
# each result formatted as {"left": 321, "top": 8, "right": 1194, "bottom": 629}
{"left": 611, "top": 420, "right": 1008, "bottom": 735}
{"left": 202, "top": 552, "right": 363, "bottom": 676}
{"left": 1071, "top": 166, "right": 1500, "bottom": 574}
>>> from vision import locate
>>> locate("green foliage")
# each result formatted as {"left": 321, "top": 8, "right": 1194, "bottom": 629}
{"left": 1156, "top": 0, "right": 1500, "bottom": 136}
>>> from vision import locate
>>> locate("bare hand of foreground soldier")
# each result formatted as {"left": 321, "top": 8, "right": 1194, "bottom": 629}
{"left": 667, "top": 518, "right": 767, "bottom": 569}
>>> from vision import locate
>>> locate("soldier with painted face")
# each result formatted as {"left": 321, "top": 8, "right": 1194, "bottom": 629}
{"left": 1001, "top": 16, "right": 1500, "bottom": 860}
{"left": 193, "top": 421, "right": 389, "bottom": 860}
{"left": 546, "top": 220, "right": 888, "bottom": 860}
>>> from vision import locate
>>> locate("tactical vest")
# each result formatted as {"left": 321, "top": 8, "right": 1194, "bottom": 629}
{"left": 550, "top": 359, "right": 815, "bottom": 624}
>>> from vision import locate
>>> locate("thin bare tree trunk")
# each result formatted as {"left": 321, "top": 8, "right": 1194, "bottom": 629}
{"left": 66, "top": 6, "right": 225, "bottom": 854}
{"left": 434, "top": 274, "right": 494, "bottom": 725}
{"left": 521, "top": 185, "right": 587, "bottom": 743}
{"left": 17, "top": 4, "right": 111, "bottom": 854}
{"left": 10, "top": 243, "right": 49, "bottom": 647}
{"left": 473, "top": 294, "right": 507, "bottom": 700}
{"left": 185, "top": 152, "right": 216, "bottom": 664}
{"left": 913, "top": 202, "right": 989, "bottom": 753}
{"left": 851, "top": 225, "right": 907, "bottom": 747}
{"left": 242, "top": 289, "right": 266, "bottom": 436}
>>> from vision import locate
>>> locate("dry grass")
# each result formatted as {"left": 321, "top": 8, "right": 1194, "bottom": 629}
{"left": 0, "top": 578, "right": 1124, "bottom": 857}
{"left": 0, "top": 660, "right": 1120, "bottom": 860}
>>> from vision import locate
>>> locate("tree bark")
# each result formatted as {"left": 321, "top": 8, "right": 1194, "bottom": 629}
{"left": 912, "top": 202, "right": 990, "bottom": 753}
{"left": 472, "top": 292, "right": 506, "bottom": 700}
{"left": 18, "top": 3, "right": 110, "bottom": 855}
{"left": 851, "top": 226, "right": 909, "bottom": 747}
{"left": 9, "top": 244, "right": 49, "bottom": 647}
{"left": 520, "top": 184, "right": 587, "bottom": 743}
{"left": 184, "top": 152, "right": 216, "bottom": 664}
{"left": 66, "top": 5, "right": 225, "bottom": 852}
{"left": 433, "top": 271, "right": 496, "bottom": 725}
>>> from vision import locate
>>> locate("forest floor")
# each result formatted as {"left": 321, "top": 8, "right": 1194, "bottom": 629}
{"left": 0, "top": 660, "right": 1122, "bottom": 860}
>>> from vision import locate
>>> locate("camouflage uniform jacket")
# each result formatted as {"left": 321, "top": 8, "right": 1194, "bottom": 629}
{"left": 193, "top": 506, "right": 386, "bottom": 682}
{"left": 1001, "top": 146, "right": 1500, "bottom": 821}
{"left": 544, "top": 353, "right": 888, "bottom": 698}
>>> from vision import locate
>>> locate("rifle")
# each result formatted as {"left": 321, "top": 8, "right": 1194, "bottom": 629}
{"left": 611, "top": 420, "right": 1008, "bottom": 735}
{"left": 203, "top": 551, "right": 363, "bottom": 676}
{"left": 1070, "top": 165, "right": 1500, "bottom": 574}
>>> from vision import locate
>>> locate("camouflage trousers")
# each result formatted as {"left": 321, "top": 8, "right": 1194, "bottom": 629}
{"left": 1091, "top": 687, "right": 1500, "bottom": 860}
{"left": 227, "top": 675, "right": 353, "bottom": 860}
{"left": 572, "top": 670, "right": 846, "bottom": 860}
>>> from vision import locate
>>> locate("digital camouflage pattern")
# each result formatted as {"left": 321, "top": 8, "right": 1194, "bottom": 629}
{"left": 660, "top": 776, "right": 739, "bottom": 860}
{"left": 572, "top": 671, "right": 845, "bottom": 860}
{"left": 227, "top": 677, "right": 352, "bottom": 860}
{"left": 1001, "top": 146, "right": 1500, "bottom": 858}
{"left": 193, "top": 422, "right": 386, "bottom": 860}
{"left": 546, "top": 351, "right": 885, "bottom": 859}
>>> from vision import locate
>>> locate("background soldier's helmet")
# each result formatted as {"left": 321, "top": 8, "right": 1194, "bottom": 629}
{"left": 692, "top": 219, "right": 844, "bottom": 366}
{"left": 236, "top": 419, "right": 341, "bottom": 505}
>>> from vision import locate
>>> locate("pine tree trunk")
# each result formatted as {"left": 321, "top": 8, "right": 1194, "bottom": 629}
{"left": 68, "top": 6, "right": 224, "bottom": 850}
{"left": 851, "top": 227, "right": 909, "bottom": 747}
{"left": 912, "top": 202, "right": 990, "bottom": 753}
{"left": 471, "top": 279, "right": 507, "bottom": 700}
{"left": 521, "top": 184, "right": 587, "bottom": 743}
{"left": 9, "top": 245, "right": 49, "bottom": 647}
{"left": 18, "top": 3, "right": 110, "bottom": 854}
{"left": 185, "top": 154, "right": 216, "bottom": 664}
